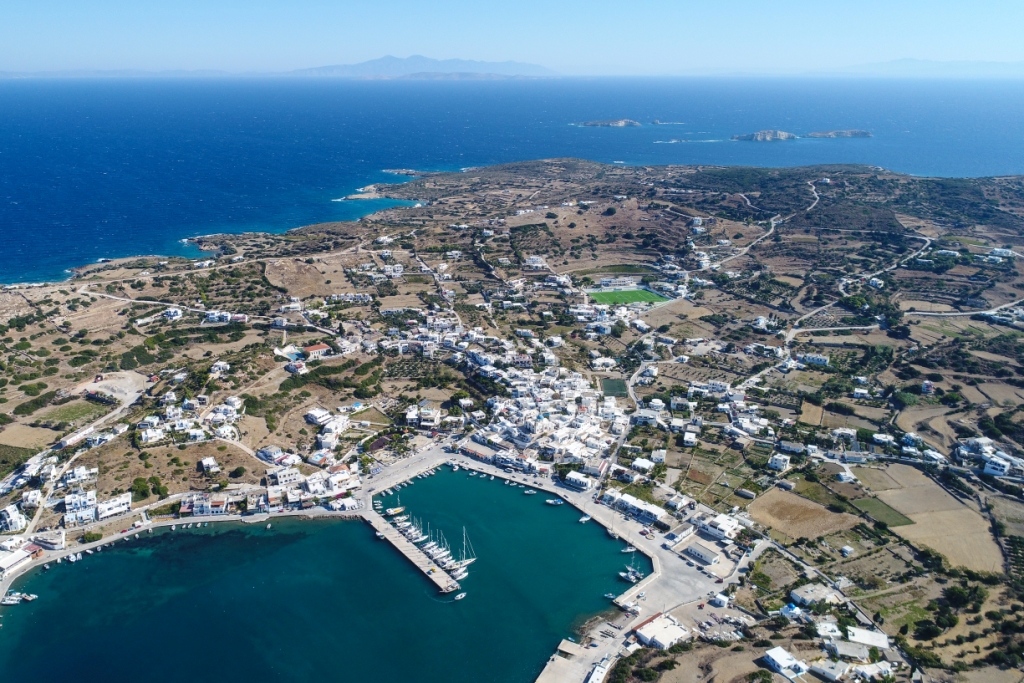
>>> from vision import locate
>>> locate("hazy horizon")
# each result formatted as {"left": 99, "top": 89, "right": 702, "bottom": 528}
{"left": 2, "top": 0, "right": 1021, "bottom": 76}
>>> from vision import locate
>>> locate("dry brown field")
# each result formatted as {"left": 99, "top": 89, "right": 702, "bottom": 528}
{"left": 875, "top": 464, "right": 1003, "bottom": 571}
{"left": 798, "top": 402, "right": 823, "bottom": 426}
{"left": 988, "top": 495, "right": 1024, "bottom": 537}
{"left": 898, "top": 299, "right": 954, "bottom": 312}
{"left": 747, "top": 488, "right": 859, "bottom": 539}
{"left": 0, "top": 424, "right": 57, "bottom": 449}
{"left": 977, "top": 381, "right": 1024, "bottom": 406}
{"left": 852, "top": 466, "right": 902, "bottom": 492}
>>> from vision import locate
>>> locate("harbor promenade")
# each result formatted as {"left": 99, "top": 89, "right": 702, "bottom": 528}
{"left": 361, "top": 509, "right": 460, "bottom": 593}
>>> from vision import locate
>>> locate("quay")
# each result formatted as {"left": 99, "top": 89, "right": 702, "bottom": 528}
{"left": 361, "top": 509, "right": 460, "bottom": 594}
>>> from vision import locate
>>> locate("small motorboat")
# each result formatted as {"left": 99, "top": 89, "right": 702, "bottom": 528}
{"left": 579, "top": 515, "right": 591, "bottom": 523}
{"left": 266, "top": 523, "right": 272, "bottom": 530}
{"left": 454, "top": 593, "right": 467, "bottom": 601}
{"left": 376, "top": 532, "right": 386, "bottom": 539}
{"left": 621, "top": 546, "right": 637, "bottom": 553}
{"left": 524, "top": 489, "right": 537, "bottom": 495}
{"left": 604, "top": 593, "right": 616, "bottom": 599}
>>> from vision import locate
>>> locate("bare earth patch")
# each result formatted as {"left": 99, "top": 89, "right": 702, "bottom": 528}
{"left": 748, "top": 488, "right": 859, "bottom": 539}
{"left": 877, "top": 465, "right": 1003, "bottom": 572}
{"left": 0, "top": 424, "right": 57, "bottom": 449}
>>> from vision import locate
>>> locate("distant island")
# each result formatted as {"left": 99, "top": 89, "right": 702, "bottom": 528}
{"left": 731, "top": 130, "right": 798, "bottom": 142}
{"left": 578, "top": 119, "right": 641, "bottom": 127}
{"left": 805, "top": 129, "right": 872, "bottom": 138}
{"left": 732, "top": 129, "right": 871, "bottom": 141}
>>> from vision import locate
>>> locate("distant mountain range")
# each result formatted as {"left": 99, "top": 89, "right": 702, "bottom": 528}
{"left": 0, "top": 56, "right": 556, "bottom": 80}
{"left": 287, "top": 55, "right": 556, "bottom": 79}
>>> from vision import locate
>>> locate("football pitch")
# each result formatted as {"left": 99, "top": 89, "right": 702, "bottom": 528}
{"left": 601, "top": 378, "right": 629, "bottom": 397}
{"left": 587, "top": 289, "right": 669, "bottom": 304}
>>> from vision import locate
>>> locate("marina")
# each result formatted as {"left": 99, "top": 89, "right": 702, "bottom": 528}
{"left": 0, "top": 467, "right": 638, "bottom": 683}
{"left": 362, "top": 511, "right": 461, "bottom": 594}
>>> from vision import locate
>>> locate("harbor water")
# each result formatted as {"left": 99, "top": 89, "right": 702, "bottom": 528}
{"left": 0, "top": 469, "right": 648, "bottom": 682}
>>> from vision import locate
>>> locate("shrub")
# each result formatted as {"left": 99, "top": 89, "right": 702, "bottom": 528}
{"left": 82, "top": 532, "right": 103, "bottom": 543}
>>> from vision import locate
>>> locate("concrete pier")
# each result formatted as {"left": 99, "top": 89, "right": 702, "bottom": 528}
{"left": 362, "top": 510, "right": 460, "bottom": 594}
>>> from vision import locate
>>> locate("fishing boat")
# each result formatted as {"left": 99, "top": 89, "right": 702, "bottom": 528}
{"left": 579, "top": 515, "right": 592, "bottom": 523}
{"left": 452, "top": 465, "right": 460, "bottom": 472}
{"left": 1, "top": 594, "right": 21, "bottom": 606}
{"left": 621, "top": 546, "right": 637, "bottom": 553}
{"left": 619, "top": 568, "right": 642, "bottom": 583}
{"left": 454, "top": 593, "right": 466, "bottom": 601}
{"left": 468, "top": 472, "right": 476, "bottom": 477}
{"left": 86, "top": 549, "right": 94, "bottom": 555}
{"left": 545, "top": 499, "right": 564, "bottom": 506}
{"left": 21, "top": 594, "right": 37, "bottom": 602}
{"left": 385, "top": 506, "right": 406, "bottom": 516}
{"left": 524, "top": 489, "right": 537, "bottom": 495}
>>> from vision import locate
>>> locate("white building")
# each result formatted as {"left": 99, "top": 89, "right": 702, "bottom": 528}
{"left": 634, "top": 614, "right": 691, "bottom": 649}
{"left": 97, "top": 492, "right": 133, "bottom": 521}
{"left": 764, "top": 647, "right": 811, "bottom": 681}
{"left": 696, "top": 513, "right": 740, "bottom": 540}
{"left": 0, "top": 505, "right": 27, "bottom": 532}
{"left": 768, "top": 454, "right": 791, "bottom": 472}
{"left": 685, "top": 541, "right": 721, "bottom": 565}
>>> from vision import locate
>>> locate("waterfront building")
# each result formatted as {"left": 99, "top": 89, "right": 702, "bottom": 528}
{"left": 633, "top": 614, "right": 691, "bottom": 650}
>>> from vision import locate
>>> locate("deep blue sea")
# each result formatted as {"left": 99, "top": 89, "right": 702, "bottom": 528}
{"left": 2, "top": 77, "right": 1024, "bottom": 284}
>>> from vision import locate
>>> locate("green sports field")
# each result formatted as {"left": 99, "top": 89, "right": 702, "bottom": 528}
{"left": 601, "top": 378, "right": 629, "bottom": 397}
{"left": 587, "top": 289, "right": 670, "bottom": 304}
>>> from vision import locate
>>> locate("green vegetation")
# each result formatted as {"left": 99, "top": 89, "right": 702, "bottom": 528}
{"left": 852, "top": 498, "right": 914, "bottom": 527}
{"left": 0, "top": 444, "right": 36, "bottom": 479}
{"left": 602, "top": 378, "right": 628, "bottom": 397}
{"left": 588, "top": 289, "right": 668, "bottom": 305}
{"left": 13, "top": 390, "right": 58, "bottom": 416}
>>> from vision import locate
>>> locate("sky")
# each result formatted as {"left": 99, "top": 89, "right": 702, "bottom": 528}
{"left": 2, "top": 0, "right": 1022, "bottom": 75}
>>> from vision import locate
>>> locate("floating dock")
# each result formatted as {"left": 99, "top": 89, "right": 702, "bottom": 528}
{"left": 362, "top": 510, "right": 460, "bottom": 593}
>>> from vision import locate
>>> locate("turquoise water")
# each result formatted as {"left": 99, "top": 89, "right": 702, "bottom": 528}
{"left": 0, "top": 469, "right": 647, "bottom": 682}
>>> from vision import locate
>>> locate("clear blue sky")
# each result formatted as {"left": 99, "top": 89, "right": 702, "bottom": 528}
{"left": 2, "top": 0, "right": 1021, "bottom": 75}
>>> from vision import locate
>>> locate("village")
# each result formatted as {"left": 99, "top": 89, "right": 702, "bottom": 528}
{"left": 3, "top": 160, "right": 1024, "bottom": 683}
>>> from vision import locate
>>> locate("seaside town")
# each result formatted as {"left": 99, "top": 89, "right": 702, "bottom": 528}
{"left": 4, "top": 160, "right": 1024, "bottom": 683}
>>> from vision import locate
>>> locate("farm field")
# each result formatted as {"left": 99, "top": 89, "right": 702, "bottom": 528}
{"left": 587, "top": 289, "right": 669, "bottom": 304}
{"left": 875, "top": 464, "right": 1003, "bottom": 571}
{"left": 747, "top": 488, "right": 859, "bottom": 540}
{"left": 852, "top": 497, "right": 914, "bottom": 527}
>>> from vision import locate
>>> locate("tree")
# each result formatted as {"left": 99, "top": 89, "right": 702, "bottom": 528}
{"left": 230, "top": 466, "right": 246, "bottom": 478}
{"left": 130, "top": 477, "right": 151, "bottom": 501}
